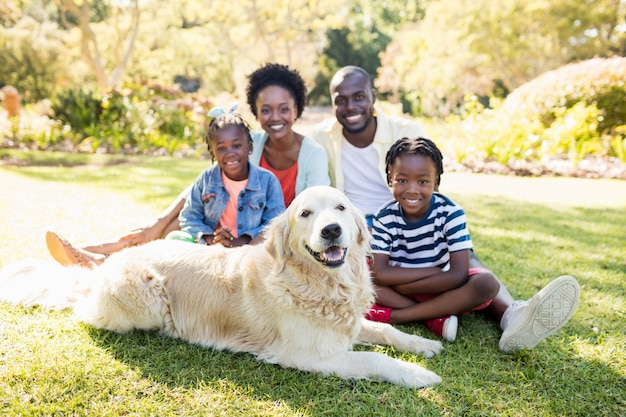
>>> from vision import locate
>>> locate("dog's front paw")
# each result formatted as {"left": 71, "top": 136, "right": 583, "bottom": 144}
{"left": 395, "top": 360, "right": 442, "bottom": 389}
{"left": 408, "top": 336, "right": 443, "bottom": 358}
{"left": 408, "top": 367, "right": 442, "bottom": 388}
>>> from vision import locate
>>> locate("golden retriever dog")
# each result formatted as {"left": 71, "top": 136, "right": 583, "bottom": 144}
{"left": 0, "top": 186, "right": 442, "bottom": 389}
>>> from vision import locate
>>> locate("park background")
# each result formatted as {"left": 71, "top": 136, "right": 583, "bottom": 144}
{"left": 1, "top": 1, "right": 625, "bottom": 416}
{"left": 1, "top": 0, "right": 625, "bottom": 176}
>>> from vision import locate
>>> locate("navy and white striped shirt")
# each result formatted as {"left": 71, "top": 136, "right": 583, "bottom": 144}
{"left": 371, "top": 193, "right": 472, "bottom": 271}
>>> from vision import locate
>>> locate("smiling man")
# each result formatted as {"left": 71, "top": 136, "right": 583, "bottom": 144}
{"left": 313, "top": 66, "right": 427, "bottom": 222}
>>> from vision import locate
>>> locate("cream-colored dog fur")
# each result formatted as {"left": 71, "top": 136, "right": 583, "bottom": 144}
{"left": 0, "top": 186, "right": 442, "bottom": 389}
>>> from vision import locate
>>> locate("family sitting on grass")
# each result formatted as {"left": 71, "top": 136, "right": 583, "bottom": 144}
{"left": 45, "top": 64, "right": 580, "bottom": 352}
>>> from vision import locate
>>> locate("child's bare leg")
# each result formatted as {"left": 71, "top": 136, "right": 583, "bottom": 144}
{"left": 469, "top": 250, "right": 513, "bottom": 322}
{"left": 482, "top": 278, "right": 514, "bottom": 322}
{"left": 81, "top": 241, "right": 128, "bottom": 255}
{"left": 79, "top": 213, "right": 181, "bottom": 258}
{"left": 84, "top": 195, "right": 185, "bottom": 253}
{"left": 374, "top": 285, "right": 416, "bottom": 309}
{"left": 390, "top": 272, "right": 500, "bottom": 324}
{"left": 161, "top": 216, "right": 181, "bottom": 237}
{"left": 118, "top": 197, "right": 185, "bottom": 246}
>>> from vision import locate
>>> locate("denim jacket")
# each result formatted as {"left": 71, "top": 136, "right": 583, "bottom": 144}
{"left": 179, "top": 162, "right": 285, "bottom": 241}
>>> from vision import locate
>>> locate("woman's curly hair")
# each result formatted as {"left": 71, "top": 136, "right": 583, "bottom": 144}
{"left": 246, "top": 63, "right": 307, "bottom": 119}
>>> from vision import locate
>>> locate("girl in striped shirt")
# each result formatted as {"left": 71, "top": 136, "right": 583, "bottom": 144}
{"left": 367, "top": 137, "right": 500, "bottom": 342}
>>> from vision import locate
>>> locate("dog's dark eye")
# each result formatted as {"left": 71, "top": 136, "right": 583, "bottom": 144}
{"left": 300, "top": 210, "right": 311, "bottom": 218}
{"left": 337, "top": 204, "right": 345, "bottom": 211}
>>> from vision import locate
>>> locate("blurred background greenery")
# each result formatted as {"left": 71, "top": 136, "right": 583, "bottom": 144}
{"left": 1, "top": 0, "right": 625, "bottom": 172}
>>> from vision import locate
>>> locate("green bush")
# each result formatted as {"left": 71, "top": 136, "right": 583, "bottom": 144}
{"left": 501, "top": 57, "right": 626, "bottom": 137}
{"left": 46, "top": 83, "right": 208, "bottom": 155}
{"left": 51, "top": 88, "right": 103, "bottom": 138}
{"left": 460, "top": 57, "right": 626, "bottom": 164}
{"left": 0, "top": 17, "right": 70, "bottom": 102}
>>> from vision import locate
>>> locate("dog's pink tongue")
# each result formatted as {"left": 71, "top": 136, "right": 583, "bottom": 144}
{"left": 324, "top": 246, "right": 343, "bottom": 261}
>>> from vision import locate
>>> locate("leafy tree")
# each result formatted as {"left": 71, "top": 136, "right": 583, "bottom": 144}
{"left": 0, "top": 16, "right": 69, "bottom": 101}
{"left": 122, "top": 1, "right": 236, "bottom": 95}
{"left": 377, "top": 0, "right": 626, "bottom": 116}
{"left": 6, "top": 0, "right": 424, "bottom": 103}
{"left": 310, "top": 0, "right": 425, "bottom": 104}
{"left": 309, "top": 27, "right": 390, "bottom": 104}
{"left": 0, "top": 0, "right": 22, "bottom": 27}
{"left": 125, "top": 0, "right": 343, "bottom": 98}
{"left": 54, "top": 0, "right": 141, "bottom": 92}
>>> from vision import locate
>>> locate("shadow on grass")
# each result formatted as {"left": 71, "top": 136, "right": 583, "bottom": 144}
{"left": 85, "top": 327, "right": 429, "bottom": 415}
{"left": 423, "top": 314, "right": 625, "bottom": 415}
{"left": 83, "top": 312, "right": 623, "bottom": 416}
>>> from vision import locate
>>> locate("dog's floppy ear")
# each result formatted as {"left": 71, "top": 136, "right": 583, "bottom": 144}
{"left": 264, "top": 209, "right": 291, "bottom": 269}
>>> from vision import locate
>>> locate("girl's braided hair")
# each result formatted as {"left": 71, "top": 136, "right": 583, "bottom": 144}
{"left": 204, "top": 112, "right": 253, "bottom": 160}
{"left": 246, "top": 63, "right": 307, "bottom": 119}
{"left": 385, "top": 137, "right": 444, "bottom": 187}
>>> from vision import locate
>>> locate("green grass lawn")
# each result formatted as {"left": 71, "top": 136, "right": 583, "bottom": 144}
{"left": 1, "top": 150, "right": 624, "bottom": 416}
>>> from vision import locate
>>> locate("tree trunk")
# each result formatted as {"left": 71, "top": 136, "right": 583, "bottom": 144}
{"left": 56, "top": 0, "right": 140, "bottom": 92}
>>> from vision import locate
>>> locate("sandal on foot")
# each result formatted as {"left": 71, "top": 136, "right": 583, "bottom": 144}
{"left": 45, "top": 231, "right": 95, "bottom": 268}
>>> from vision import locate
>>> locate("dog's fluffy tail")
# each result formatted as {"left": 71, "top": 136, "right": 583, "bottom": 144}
{"left": 0, "top": 259, "right": 94, "bottom": 310}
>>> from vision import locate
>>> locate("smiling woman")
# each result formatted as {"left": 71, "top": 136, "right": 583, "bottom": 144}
{"left": 246, "top": 63, "right": 330, "bottom": 207}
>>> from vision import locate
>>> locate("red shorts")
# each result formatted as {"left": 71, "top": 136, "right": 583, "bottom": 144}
{"left": 410, "top": 267, "right": 493, "bottom": 312}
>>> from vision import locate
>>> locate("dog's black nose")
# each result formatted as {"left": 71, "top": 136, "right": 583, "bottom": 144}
{"left": 321, "top": 223, "right": 342, "bottom": 240}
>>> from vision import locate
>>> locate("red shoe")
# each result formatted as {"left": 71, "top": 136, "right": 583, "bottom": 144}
{"left": 365, "top": 304, "right": 392, "bottom": 323}
{"left": 425, "top": 315, "right": 458, "bottom": 342}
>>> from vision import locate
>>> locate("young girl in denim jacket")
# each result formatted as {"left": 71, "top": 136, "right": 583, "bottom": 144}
{"left": 170, "top": 108, "right": 285, "bottom": 247}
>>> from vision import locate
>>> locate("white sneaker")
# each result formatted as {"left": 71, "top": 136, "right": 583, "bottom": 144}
{"left": 499, "top": 275, "right": 580, "bottom": 353}
{"left": 443, "top": 315, "right": 458, "bottom": 342}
